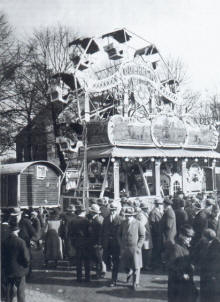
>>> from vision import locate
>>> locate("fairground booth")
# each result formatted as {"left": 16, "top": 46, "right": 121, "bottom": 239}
{"left": 48, "top": 29, "right": 220, "bottom": 206}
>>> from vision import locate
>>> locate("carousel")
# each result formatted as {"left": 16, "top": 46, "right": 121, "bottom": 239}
{"left": 48, "top": 28, "right": 220, "bottom": 206}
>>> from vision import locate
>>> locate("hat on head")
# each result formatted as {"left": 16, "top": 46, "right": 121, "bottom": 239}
{"left": 206, "top": 199, "right": 215, "bottom": 206}
{"left": 89, "top": 204, "right": 101, "bottom": 214}
{"left": 203, "top": 228, "right": 216, "bottom": 241}
{"left": 89, "top": 198, "right": 97, "bottom": 205}
{"left": 176, "top": 191, "right": 184, "bottom": 196}
{"left": 180, "top": 224, "right": 194, "bottom": 237}
{"left": 75, "top": 204, "right": 86, "bottom": 212}
{"left": 66, "top": 204, "right": 76, "bottom": 212}
{"left": 97, "top": 198, "right": 104, "bottom": 205}
{"left": 134, "top": 200, "right": 140, "bottom": 208}
{"left": 124, "top": 207, "right": 136, "bottom": 216}
{"left": 31, "top": 211, "right": 38, "bottom": 217}
{"left": 127, "top": 199, "right": 134, "bottom": 207}
{"left": 140, "top": 201, "right": 148, "bottom": 209}
{"left": 109, "top": 201, "right": 118, "bottom": 211}
{"left": 10, "top": 207, "right": 21, "bottom": 216}
{"left": 121, "top": 197, "right": 128, "bottom": 204}
{"left": 163, "top": 198, "right": 173, "bottom": 205}
{"left": 154, "top": 198, "right": 163, "bottom": 205}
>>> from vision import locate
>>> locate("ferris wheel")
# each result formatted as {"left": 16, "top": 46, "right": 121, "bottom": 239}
{"left": 49, "top": 28, "right": 179, "bottom": 123}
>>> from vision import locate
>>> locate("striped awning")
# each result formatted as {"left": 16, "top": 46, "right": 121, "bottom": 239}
{"left": 85, "top": 146, "right": 220, "bottom": 160}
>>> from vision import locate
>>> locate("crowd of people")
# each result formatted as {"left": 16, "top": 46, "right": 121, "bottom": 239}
{"left": 1, "top": 191, "right": 220, "bottom": 302}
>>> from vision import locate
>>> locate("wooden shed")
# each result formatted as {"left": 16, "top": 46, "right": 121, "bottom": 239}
{"left": 0, "top": 161, "right": 63, "bottom": 208}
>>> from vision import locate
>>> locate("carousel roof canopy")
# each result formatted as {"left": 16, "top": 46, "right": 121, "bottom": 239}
{"left": 84, "top": 147, "right": 220, "bottom": 160}
{"left": 69, "top": 38, "right": 99, "bottom": 54}
{"left": 102, "top": 29, "right": 132, "bottom": 43}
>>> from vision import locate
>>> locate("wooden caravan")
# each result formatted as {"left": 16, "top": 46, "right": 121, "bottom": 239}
{"left": 0, "top": 161, "right": 63, "bottom": 208}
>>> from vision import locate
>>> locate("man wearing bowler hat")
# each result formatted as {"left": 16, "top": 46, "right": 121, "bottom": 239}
{"left": 118, "top": 207, "right": 145, "bottom": 290}
{"left": 101, "top": 201, "right": 122, "bottom": 287}
{"left": 2, "top": 222, "right": 30, "bottom": 302}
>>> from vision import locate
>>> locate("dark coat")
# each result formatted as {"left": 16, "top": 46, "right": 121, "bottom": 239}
{"left": 149, "top": 207, "right": 163, "bottom": 245}
{"left": 1, "top": 222, "right": 10, "bottom": 244}
{"left": 88, "top": 215, "right": 103, "bottom": 246}
{"left": 44, "top": 219, "right": 62, "bottom": 260}
{"left": 100, "top": 205, "right": 110, "bottom": 219}
{"left": 2, "top": 234, "right": 30, "bottom": 278}
{"left": 44, "top": 229, "right": 62, "bottom": 261}
{"left": 208, "top": 216, "right": 220, "bottom": 241}
{"left": 175, "top": 208, "right": 189, "bottom": 234}
{"left": 19, "top": 217, "right": 36, "bottom": 248}
{"left": 101, "top": 214, "right": 122, "bottom": 251}
{"left": 69, "top": 215, "right": 90, "bottom": 249}
{"left": 168, "top": 238, "right": 198, "bottom": 302}
{"left": 161, "top": 206, "right": 177, "bottom": 244}
{"left": 31, "top": 217, "right": 41, "bottom": 241}
{"left": 118, "top": 218, "right": 145, "bottom": 270}
{"left": 200, "top": 238, "right": 220, "bottom": 302}
{"left": 60, "top": 213, "right": 77, "bottom": 258}
{"left": 193, "top": 209, "right": 210, "bottom": 239}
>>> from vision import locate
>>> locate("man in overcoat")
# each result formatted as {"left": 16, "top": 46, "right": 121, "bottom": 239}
{"left": 137, "top": 201, "right": 153, "bottom": 271}
{"left": 118, "top": 207, "right": 145, "bottom": 290}
{"left": 149, "top": 198, "right": 164, "bottom": 270}
{"left": 60, "top": 204, "right": 76, "bottom": 261}
{"left": 161, "top": 198, "right": 176, "bottom": 244}
{"left": 88, "top": 204, "right": 104, "bottom": 278}
{"left": 168, "top": 224, "right": 197, "bottom": 302}
{"left": 101, "top": 201, "right": 122, "bottom": 287}
{"left": 69, "top": 204, "right": 91, "bottom": 282}
{"left": 2, "top": 222, "right": 30, "bottom": 302}
{"left": 192, "top": 198, "right": 214, "bottom": 248}
{"left": 200, "top": 228, "right": 220, "bottom": 302}
{"left": 175, "top": 198, "right": 189, "bottom": 236}
{"left": 160, "top": 198, "right": 176, "bottom": 266}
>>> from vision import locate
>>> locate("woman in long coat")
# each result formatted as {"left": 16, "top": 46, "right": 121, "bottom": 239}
{"left": 118, "top": 207, "right": 145, "bottom": 290}
{"left": 44, "top": 209, "right": 62, "bottom": 267}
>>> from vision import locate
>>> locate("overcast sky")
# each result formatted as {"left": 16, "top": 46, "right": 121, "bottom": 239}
{"left": 1, "top": 0, "right": 220, "bottom": 94}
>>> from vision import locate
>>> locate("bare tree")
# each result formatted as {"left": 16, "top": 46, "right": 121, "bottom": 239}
{"left": 0, "top": 24, "right": 78, "bottom": 168}
{"left": 164, "top": 55, "right": 189, "bottom": 86}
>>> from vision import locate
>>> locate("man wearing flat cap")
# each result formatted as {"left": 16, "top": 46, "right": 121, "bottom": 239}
{"left": 101, "top": 201, "right": 122, "bottom": 287}
{"left": 118, "top": 207, "right": 145, "bottom": 290}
